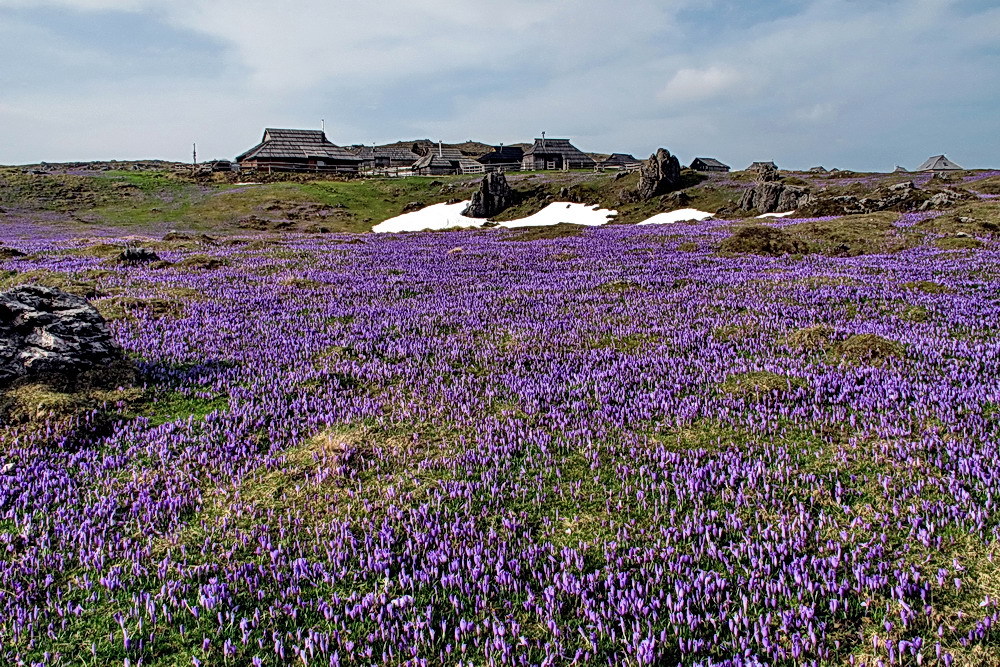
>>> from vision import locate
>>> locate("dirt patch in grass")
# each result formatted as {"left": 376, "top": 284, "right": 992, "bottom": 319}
{"left": 503, "top": 223, "right": 587, "bottom": 241}
{"left": 831, "top": 333, "right": 905, "bottom": 364}
{"left": 0, "top": 246, "right": 27, "bottom": 259}
{"left": 719, "top": 225, "right": 810, "bottom": 256}
{"left": 785, "top": 324, "right": 835, "bottom": 351}
{"left": 933, "top": 235, "right": 984, "bottom": 250}
{"left": 720, "top": 371, "right": 807, "bottom": 397}
{"left": 903, "top": 280, "right": 951, "bottom": 294}
{"left": 0, "top": 360, "right": 139, "bottom": 435}
{"left": 0, "top": 268, "right": 106, "bottom": 298}
{"left": 95, "top": 294, "right": 188, "bottom": 321}
{"left": 175, "top": 254, "right": 227, "bottom": 271}
{"left": 785, "top": 212, "right": 915, "bottom": 256}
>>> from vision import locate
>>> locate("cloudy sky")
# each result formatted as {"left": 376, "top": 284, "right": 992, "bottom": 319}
{"left": 1, "top": 0, "right": 998, "bottom": 170}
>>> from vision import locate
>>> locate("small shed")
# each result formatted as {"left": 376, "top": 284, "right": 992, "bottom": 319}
{"left": 690, "top": 157, "right": 730, "bottom": 173}
{"left": 808, "top": 166, "right": 828, "bottom": 174}
{"left": 413, "top": 145, "right": 481, "bottom": 176}
{"left": 236, "top": 128, "right": 362, "bottom": 173}
{"left": 915, "top": 155, "right": 963, "bottom": 172}
{"left": 601, "top": 153, "right": 643, "bottom": 171}
{"left": 893, "top": 165, "right": 908, "bottom": 174}
{"left": 746, "top": 161, "right": 777, "bottom": 172}
{"left": 477, "top": 145, "right": 524, "bottom": 171}
{"left": 521, "top": 137, "right": 596, "bottom": 171}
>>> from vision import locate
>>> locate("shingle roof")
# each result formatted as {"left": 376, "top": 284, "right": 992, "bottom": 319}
{"left": 348, "top": 145, "right": 420, "bottom": 163}
{"left": 413, "top": 146, "right": 479, "bottom": 171}
{"left": 602, "top": 153, "right": 642, "bottom": 167}
{"left": 478, "top": 146, "right": 524, "bottom": 164}
{"left": 915, "top": 155, "right": 963, "bottom": 171}
{"left": 236, "top": 128, "right": 361, "bottom": 162}
{"left": 523, "top": 138, "right": 594, "bottom": 164}
{"left": 692, "top": 157, "right": 729, "bottom": 169}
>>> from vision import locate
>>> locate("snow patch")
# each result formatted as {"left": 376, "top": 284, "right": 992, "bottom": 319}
{"left": 756, "top": 211, "right": 795, "bottom": 218}
{"left": 497, "top": 202, "right": 617, "bottom": 228}
{"left": 637, "top": 208, "right": 714, "bottom": 225}
{"left": 372, "top": 201, "right": 484, "bottom": 233}
{"left": 373, "top": 201, "right": 617, "bottom": 233}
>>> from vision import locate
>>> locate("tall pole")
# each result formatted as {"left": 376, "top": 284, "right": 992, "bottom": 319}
{"left": 192, "top": 143, "right": 197, "bottom": 174}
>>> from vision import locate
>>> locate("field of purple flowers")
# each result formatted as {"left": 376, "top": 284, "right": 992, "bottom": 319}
{"left": 3, "top": 218, "right": 1000, "bottom": 665}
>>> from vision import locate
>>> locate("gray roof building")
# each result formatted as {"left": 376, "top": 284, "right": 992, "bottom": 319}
{"left": 915, "top": 155, "right": 963, "bottom": 172}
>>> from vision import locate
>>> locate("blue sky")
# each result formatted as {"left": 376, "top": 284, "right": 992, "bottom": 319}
{"left": 1, "top": 0, "right": 998, "bottom": 170}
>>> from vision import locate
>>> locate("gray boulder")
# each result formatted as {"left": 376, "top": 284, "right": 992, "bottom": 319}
{"left": 463, "top": 171, "right": 515, "bottom": 218}
{"left": 636, "top": 148, "right": 681, "bottom": 200}
{"left": 0, "top": 285, "right": 122, "bottom": 386}
{"left": 738, "top": 182, "right": 811, "bottom": 214}
{"left": 118, "top": 246, "right": 159, "bottom": 263}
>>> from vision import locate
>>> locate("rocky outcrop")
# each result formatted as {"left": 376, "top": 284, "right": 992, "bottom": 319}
{"left": 636, "top": 149, "right": 681, "bottom": 200}
{"left": 0, "top": 285, "right": 123, "bottom": 386}
{"left": 738, "top": 181, "right": 812, "bottom": 214}
{"left": 118, "top": 246, "right": 159, "bottom": 263}
{"left": 800, "top": 181, "right": 973, "bottom": 216}
{"left": 463, "top": 172, "right": 515, "bottom": 218}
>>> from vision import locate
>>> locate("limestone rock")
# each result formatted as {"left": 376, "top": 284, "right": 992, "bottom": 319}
{"left": 636, "top": 149, "right": 681, "bottom": 200}
{"left": 738, "top": 182, "right": 811, "bottom": 214}
{"left": 463, "top": 172, "right": 515, "bottom": 218}
{"left": 0, "top": 285, "right": 123, "bottom": 386}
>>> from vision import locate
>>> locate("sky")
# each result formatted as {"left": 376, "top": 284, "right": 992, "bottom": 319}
{"left": 1, "top": 0, "right": 998, "bottom": 171}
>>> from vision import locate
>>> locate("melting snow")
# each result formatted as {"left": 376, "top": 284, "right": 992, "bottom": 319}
{"left": 637, "top": 208, "right": 714, "bottom": 225}
{"left": 373, "top": 201, "right": 617, "bottom": 233}
{"left": 372, "top": 201, "right": 484, "bottom": 233}
{"left": 756, "top": 211, "right": 795, "bottom": 218}
{"left": 497, "top": 202, "right": 617, "bottom": 228}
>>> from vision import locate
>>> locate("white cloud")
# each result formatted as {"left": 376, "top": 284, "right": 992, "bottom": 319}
{"left": 659, "top": 66, "right": 746, "bottom": 104}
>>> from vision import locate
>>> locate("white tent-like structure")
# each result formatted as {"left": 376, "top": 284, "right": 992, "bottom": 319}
{"left": 915, "top": 155, "right": 963, "bottom": 172}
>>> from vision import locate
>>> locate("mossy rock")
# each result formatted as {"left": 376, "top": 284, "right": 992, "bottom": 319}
{"left": 719, "top": 225, "right": 810, "bottom": 256}
{"left": 832, "top": 334, "right": 905, "bottom": 364}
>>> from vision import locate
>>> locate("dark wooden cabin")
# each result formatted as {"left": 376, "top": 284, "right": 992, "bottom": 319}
{"left": 477, "top": 145, "right": 524, "bottom": 171}
{"left": 690, "top": 157, "right": 730, "bottom": 173}
{"left": 600, "top": 153, "right": 643, "bottom": 171}
{"left": 746, "top": 161, "right": 778, "bottom": 172}
{"left": 349, "top": 145, "right": 420, "bottom": 169}
{"left": 236, "top": 128, "right": 362, "bottom": 173}
{"left": 412, "top": 145, "right": 481, "bottom": 175}
{"left": 521, "top": 137, "right": 595, "bottom": 171}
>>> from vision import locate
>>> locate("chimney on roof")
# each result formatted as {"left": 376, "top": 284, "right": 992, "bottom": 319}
{"left": 438, "top": 140, "right": 443, "bottom": 158}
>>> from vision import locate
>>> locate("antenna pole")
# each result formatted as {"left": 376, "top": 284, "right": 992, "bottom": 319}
{"left": 192, "top": 143, "right": 197, "bottom": 173}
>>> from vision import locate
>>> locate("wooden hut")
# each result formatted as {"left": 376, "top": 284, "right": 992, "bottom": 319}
{"left": 746, "top": 161, "right": 777, "bottom": 172}
{"left": 521, "top": 137, "right": 595, "bottom": 171}
{"left": 236, "top": 128, "right": 362, "bottom": 173}
{"left": 601, "top": 153, "right": 643, "bottom": 171}
{"left": 412, "top": 144, "right": 481, "bottom": 176}
{"left": 349, "top": 145, "right": 420, "bottom": 169}
{"left": 477, "top": 145, "right": 524, "bottom": 171}
{"left": 690, "top": 157, "right": 730, "bottom": 173}
{"left": 915, "top": 155, "right": 963, "bottom": 172}
{"left": 808, "top": 166, "right": 828, "bottom": 174}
